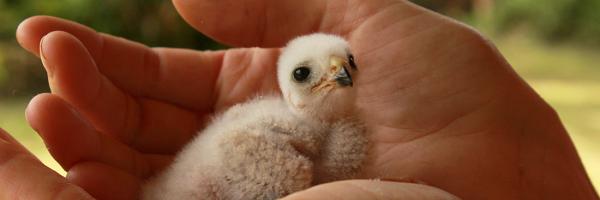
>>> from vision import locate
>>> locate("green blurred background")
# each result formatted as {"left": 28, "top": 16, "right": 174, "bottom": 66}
{"left": 0, "top": 0, "right": 598, "bottom": 191}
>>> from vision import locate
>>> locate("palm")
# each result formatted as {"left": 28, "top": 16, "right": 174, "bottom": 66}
{"left": 15, "top": 0, "right": 594, "bottom": 199}
{"left": 338, "top": 7, "right": 529, "bottom": 198}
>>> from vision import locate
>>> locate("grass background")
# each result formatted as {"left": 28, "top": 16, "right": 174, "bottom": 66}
{"left": 0, "top": 31, "right": 598, "bottom": 190}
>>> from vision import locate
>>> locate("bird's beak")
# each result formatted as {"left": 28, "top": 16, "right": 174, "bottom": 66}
{"left": 310, "top": 56, "right": 354, "bottom": 93}
{"left": 329, "top": 56, "right": 353, "bottom": 87}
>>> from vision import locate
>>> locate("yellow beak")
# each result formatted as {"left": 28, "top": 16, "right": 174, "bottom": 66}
{"left": 310, "top": 56, "right": 354, "bottom": 93}
{"left": 329, "top": 56, "right": 353, "bottom": 87}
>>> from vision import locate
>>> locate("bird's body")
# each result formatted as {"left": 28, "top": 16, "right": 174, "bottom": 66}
{"left": 142, "top": 33, "right": 368, "bottom": 200}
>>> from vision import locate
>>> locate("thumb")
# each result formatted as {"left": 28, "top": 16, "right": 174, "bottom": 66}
{"left": 283, "top": 180, "right": 460, "bottom": 200}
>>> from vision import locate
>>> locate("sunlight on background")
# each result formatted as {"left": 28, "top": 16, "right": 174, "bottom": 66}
{"left": 496, "top": 33, "right": 600, "bottom": 188}
{"left": 0, "top": 0, "right": 599, "bottom": 192}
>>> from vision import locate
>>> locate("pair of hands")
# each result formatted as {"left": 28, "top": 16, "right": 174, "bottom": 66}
{"left": 1, "top": 0, "right": 597, "bottom": 199}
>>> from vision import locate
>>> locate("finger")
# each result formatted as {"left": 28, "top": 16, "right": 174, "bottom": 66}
{"left": 18, "top": 16, "right": 282, "bottom": 111}
{"left": 283, "top": 180, "right": 460, "bottom": 200}
{"left": 152, "top": 47, "right": 280, "bottom": 111}
{"left": 39, "top": 31, "right": 200, "bottom": 153}
{"left": 16, "top": 15, "right": 101, "bottom": 58}
{"left": 173, "top": 0, "right": 324, "bottom": 47}
{"left": 212, "top": 47, "right": 281, "bottom": 110}
{"left": 67, "top": 162, "right": 141, "bottom": 200}
{"left": 0, "top": 128, "right": 94, "bottom": 200}
{"left": 25, "top": 93, "right": 171, "bottom": 177}
{"left": 17, "top": 16, "right": 223, "bottom": 111}
{"left": 172, "top": 0, "right": 403, "bottom": 47}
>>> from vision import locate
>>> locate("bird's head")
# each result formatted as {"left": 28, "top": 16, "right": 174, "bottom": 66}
{"left": 277, "top": 33, "right": 358, "bottom": 121}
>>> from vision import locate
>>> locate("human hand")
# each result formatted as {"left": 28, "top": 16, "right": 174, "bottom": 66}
{"left": 0, "top": 128, "right": 93, "bottom": 199}
{"left": 11, "top": 0, "right": 598, "bottom": 199}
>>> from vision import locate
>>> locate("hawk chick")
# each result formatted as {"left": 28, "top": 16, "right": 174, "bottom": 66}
{"left": 142, "top": 33, "right": 368, "bottom": 200}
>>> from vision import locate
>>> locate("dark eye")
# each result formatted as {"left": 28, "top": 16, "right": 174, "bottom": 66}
{"left": 292, "top": 67, "right": 311, "bottom": 82}
{"left": 348, "top": 54, "right": 357, "bottom": 70}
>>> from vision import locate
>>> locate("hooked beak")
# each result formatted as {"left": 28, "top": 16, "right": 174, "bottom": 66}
{"left": 310, "top": 56, "right": 355, "bottom": 93}
{"left": 329, "top": 56, "right": 353, "bottom": 87}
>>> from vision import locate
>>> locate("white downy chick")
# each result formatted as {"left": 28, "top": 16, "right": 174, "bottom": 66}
{"left": 142, "top": 33, "right": 368, "bottom": 200}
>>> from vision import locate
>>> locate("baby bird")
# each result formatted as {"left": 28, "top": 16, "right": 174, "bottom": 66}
{"left": 142, "top": 33, "right": 369, "bottom": 200}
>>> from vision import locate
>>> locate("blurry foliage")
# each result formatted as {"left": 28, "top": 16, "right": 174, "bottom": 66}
{"left": 0, "top": 0, "right": 221, "bottom": 48}
{"left": 0, "top": 0, "right": 222, "bottom": 98}
{"left": 493, "top": 0, "right": 600, "bottom": 45}
{"left": 412, "top": 0, "right": 600, "bottom": 46}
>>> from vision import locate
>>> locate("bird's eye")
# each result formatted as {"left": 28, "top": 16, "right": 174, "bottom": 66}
{"left": 292, "top": 67, "right": 311, "bottom": 82}
{"left": 348, "top": 54, "right": 357, "bottom": 70}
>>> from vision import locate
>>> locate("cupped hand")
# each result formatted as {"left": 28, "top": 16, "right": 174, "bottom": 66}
{"left": 6, "top": 0, "right": 597, "bottom": 199}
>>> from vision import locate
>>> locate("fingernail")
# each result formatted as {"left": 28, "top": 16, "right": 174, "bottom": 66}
{"left": 39, "top": 35, "right": 59, "bottom": 93}
{"left": 39, "top": 35, "right": 54, "bottom": 78}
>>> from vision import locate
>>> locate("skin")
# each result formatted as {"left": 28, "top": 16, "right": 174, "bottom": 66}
{"left": 0, "top": 0, "right": 597, "bottom": 199}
